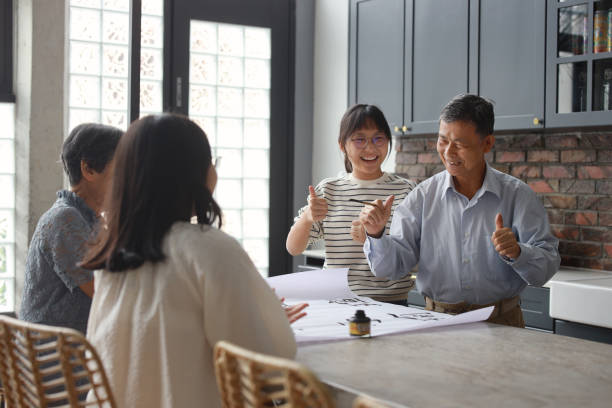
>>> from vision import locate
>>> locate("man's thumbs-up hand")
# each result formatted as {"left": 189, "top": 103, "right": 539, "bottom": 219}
{"left": 305, "top": 185, "right": 328, "bottom": 223}
{"left": 491, "top": 213, "right": 520, "bottom": 260}
{"left": 358, "top": 195, "right": 395, "bottom": 238}
{"left": 495, "top": 213, "right": 504, "bottom": 230}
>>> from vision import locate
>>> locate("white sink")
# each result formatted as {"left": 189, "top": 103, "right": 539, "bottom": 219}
{"left": 549, "top": 276, "right": 612, "bottom": 329}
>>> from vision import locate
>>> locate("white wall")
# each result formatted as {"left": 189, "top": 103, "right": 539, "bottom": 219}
{"left": 312, "top": 0, "right": 349, "bottom": 185}
{"left": 293, "top": 0, "right": 314, "bottom": 215}
{"left": 312, "top": 0, "right": 396, "bottom": 180}
{"left": 291, "top": 0, "right": 315, "bottom": 271}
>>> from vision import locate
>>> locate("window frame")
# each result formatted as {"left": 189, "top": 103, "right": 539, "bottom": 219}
{"left": 0, "top": 0, "right": 15, "bottom": 312}
{"left": 0, "top": 0, "right": 14, "bottom": 103}
{"left": 128, "top": 0, "right": 141, "bottom": 122}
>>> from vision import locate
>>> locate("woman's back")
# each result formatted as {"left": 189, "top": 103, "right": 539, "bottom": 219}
{"left": 87, "top": 222, "right": 296, "bottom": 408}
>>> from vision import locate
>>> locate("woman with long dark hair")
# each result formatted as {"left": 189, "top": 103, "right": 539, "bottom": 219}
{"left": 82, "top": 114, "right": 297, "bottom": 407}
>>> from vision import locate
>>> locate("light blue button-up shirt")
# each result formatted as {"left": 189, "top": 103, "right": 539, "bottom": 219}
{"left": 364, "top": 164, "right": 560, "bottom": 305}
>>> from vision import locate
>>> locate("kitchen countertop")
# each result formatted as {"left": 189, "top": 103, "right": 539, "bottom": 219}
{"left": 544, "top": 266, "right": 612, "bottom": 287}
{"left": 297, "top": 322, "right": 612, "bottom": 408}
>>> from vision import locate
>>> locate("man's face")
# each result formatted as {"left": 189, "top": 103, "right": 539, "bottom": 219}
{"left": 436, "top": 120, "right": 493, "bottom": 181}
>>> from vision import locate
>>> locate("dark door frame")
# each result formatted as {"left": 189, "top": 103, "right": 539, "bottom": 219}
{"left": 0, "top": 0, "right": 14, "bottom": 103}
{"left": 165, "top": 0, "right": 295, "bottom": 277}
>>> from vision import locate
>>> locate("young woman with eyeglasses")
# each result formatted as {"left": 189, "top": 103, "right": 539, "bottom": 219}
{"left": 286, "top": 104, "right": 416, "bottom": 305}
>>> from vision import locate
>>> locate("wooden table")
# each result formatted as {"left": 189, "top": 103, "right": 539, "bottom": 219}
{"left": 296, "top": 322, "right": 612, "bottom": 407}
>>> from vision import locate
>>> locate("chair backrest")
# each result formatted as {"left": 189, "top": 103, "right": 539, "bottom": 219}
{"left": 214, "top": 341, "right": 334, "bottom": 408}
{"left": 353, "top": 394, "right": 390, "bottom": 408}
{"left": 0, "top": 315, "right": 115, "bottom": 407}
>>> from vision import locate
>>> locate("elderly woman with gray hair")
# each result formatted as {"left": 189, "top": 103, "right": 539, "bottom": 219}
{"left": 19, "top": 123, "right": 122, "bottom": 334}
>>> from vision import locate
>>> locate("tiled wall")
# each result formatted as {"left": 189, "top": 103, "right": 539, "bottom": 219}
{"left": 395, "top": 130, "right": 612, "bottom": 270}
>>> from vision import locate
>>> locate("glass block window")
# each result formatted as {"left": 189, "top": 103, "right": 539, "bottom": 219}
{"left": 68, "top": 0, "right": 164, "bottom": 132}
{"left": 189, "top": 21, "right": 271, "bottom": 277}
{"left": 0, "top": 103, "right": 16, "bottom": 312}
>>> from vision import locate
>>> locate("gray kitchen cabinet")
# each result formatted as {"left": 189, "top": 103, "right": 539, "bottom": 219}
{"left": 479, "top": 0, "right": 546, "bottom": 130}
{"left": 546, "top": 0, "right": 612, "bottom": 128}
{"left": 410, "top": 0, "right": 472, "bottom": 134}
{"left": 520, "top": 286, "right": 553, "bottom": 331}
{"left": 299, "top": 251, "right": 324, "bottom": 271}
{"left": 555, "top": 319, "right": 612, "bottom": 345}
{"left": 407, "top": 288, "right": 426, "bottom": 308}
{"left": 349, "top": 0, "right": 547, "bottom": 135}
{"left": 348, "top": 0, "right": 406, "bottom": 136}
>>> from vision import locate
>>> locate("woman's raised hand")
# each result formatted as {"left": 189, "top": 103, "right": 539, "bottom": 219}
{"left": 306, "top": 185, "right": 328, "bottom": 223}
{"left": 358, "top": 195, "right": 394, "bottom": 238}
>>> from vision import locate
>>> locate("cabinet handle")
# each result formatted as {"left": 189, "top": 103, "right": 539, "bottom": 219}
{"left": 533, "top": 117, "right": 543, "bottom": 126}
{"left": 402, "top": 125, "right": 410, "bottom": 132}
{"left": 394, "top": 126, "right": 400, "bottom": 132}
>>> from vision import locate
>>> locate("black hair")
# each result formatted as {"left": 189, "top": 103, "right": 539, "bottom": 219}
{"left": 439, "top": 94, "right": 495, "bottom": 138}
{"left": 82, "top": 114, "right": 222, "bottom": 272}
{"left": 338, "top": 104, "right": 392, "bottom": 173}
{"left": 61, "top": 123, "right": 123, "bottom": 185}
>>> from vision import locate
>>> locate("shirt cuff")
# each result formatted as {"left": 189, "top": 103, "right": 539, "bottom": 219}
{"left": 500, "top": 243, "right": 528, "bottom": 267}
{"left": 365, "top": 229, "right": 385, "bottom": 239}
{"left": 364, "top": 235, "right": 389, "bottom": 276}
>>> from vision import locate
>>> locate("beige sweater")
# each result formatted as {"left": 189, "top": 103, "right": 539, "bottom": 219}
{"left": 87, "top": 222, "right": 296, "bottom": 408}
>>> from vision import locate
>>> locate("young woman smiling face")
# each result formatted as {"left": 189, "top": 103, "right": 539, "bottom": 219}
{"left": 340, "top": 124, "right": 389, "bottom": 180}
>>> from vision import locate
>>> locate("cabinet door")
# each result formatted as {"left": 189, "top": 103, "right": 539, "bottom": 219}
{"left": 520, "top": 286, "right": 553, "bottom": 331}
{"left": 349, "top": 0, "right": 405, "bottom": 134}
{"left": 555, "top": 320, "right": 612, "bottom": 345}
{"left": 408, "top": 0, "right": 471, "bottom": 134}
{"left": 478, "top": 0, "right": 545, "bottom": 130}
{"left": 546, "top": 0, "right": 612, "bottom": 128}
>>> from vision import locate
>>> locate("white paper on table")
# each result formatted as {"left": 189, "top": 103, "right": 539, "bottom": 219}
{"left": 266, "top": 268, "right": 352, "bottom": 300}
{"left": 290, "top": 296, "right": 494, "bottom": 344}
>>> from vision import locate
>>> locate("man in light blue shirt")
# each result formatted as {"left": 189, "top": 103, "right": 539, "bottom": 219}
{"left": 360, "top": 94, "right": 560, "bottom": 327}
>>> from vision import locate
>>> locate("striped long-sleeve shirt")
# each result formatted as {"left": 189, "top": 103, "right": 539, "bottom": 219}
{"left": 296, "top": 172, "right": 416, "bottom": 301}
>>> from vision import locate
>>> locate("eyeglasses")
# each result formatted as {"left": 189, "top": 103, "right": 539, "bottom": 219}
{"left": 212, "top": 156, "right": 222, "bottom": 169}
{"left": 349, "top": 135, "right": 387, "bottom": 149}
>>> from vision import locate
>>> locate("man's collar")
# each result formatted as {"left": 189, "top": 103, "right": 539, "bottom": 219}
{"left": 480, "top": 163, "right": 502, "bottom": 199}
{"left": 441, "top": 162, "right": 501, "bottom": 201}
{"left": 441, "top": 171, "right": 454, "bottom": 201}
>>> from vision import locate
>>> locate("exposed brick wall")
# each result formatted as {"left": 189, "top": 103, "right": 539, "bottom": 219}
{"left": 395, "top": 130, "right": 612, "bottom": 270}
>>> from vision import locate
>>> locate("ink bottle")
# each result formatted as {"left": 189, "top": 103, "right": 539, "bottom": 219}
{"left": 349, "top": 310, "right": 371, "bottom": 337}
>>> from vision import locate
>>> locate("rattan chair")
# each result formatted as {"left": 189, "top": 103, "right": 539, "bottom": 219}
{"left": 214, "top": 340, "right": 334, "bottom": 408}
{"left": 353, "top": 394, "right": 390, "bottom": 408}
{"left": 0, "top": 315, "right": 115, "bottom": 407}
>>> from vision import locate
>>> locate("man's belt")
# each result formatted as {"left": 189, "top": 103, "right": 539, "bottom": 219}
{"left": 425, "top": 295, "right": 520, "bottom": 317}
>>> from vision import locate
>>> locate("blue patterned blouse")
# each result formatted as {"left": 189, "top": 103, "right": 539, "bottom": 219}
{"left": 20, "top": 190, "right": 97, "bottom": 333}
